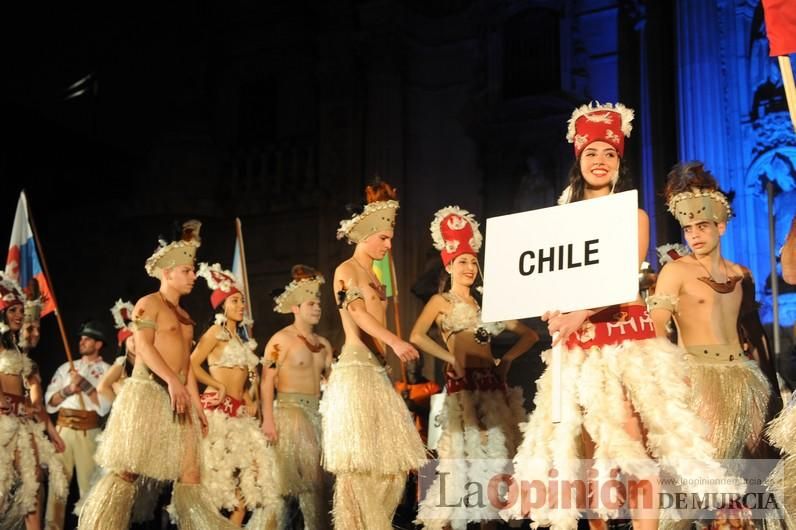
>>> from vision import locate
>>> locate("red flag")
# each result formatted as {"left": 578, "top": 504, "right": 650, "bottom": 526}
{"left": 762, "top": 0, "right": 796, "bottom": 56}
{"left": 5, "top": 192, "right": 56, "bottom": 316}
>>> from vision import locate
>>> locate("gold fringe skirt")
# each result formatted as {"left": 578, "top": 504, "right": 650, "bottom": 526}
{"left": 94, "top": 364, "right": 199, "bottom": 481}
{"left": 273, "top": 392, "right": 323, "bottom": 496}
{"left": 320, "top": 344, "right": 426, "bottom": 476}
{"left": 684, "top": 345, "right": 772, "bottom": 459}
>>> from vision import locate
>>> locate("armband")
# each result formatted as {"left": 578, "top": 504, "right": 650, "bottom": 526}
{"left": 646, "top": 293, "right": 679, "bottom": 313}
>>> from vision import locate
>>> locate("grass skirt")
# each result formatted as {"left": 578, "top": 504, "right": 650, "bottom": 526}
{"left": 273, "top": 393, "right": 323, "bottom": 496}
{"left": 93, "top": 364, "right": 199, "bottom": 481}
{"left": 765, "top": 401, "right": 796, "bottom": 528}
{"left": 320, "top": 344, "right": 426, "bottom": 475}
{"left": 684, "top": 348, "right": 771, "bottom": 459}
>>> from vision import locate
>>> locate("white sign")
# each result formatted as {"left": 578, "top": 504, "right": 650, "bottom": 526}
{"left": 481, "top": 190, "right": 639, "bottom": 322}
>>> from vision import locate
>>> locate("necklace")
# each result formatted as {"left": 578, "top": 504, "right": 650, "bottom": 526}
{"left": 292, "top": 325, "right": 324, "bottom": 353}
{"left": 692, "top": 255, "right": 742, "bottom": 294}
{"left": 349, "top": 258, "right": 387, "bottom": 301}
{"left": 159, "top": 292, "right": 195, "bottom": 325}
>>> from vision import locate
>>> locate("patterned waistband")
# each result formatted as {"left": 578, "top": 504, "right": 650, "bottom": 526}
{"left": 565, "top": 304, "right": 656, "bottom": 349}
{"left": 335, "top": 344, "right": 387, "bottom": 372}
{"left": 1, "top": 392, "right": 27, "bottom": 417}
{"left": 445, "top": 366, "right": 506, "bottom": 394}
{"left": 200, "top": 392, "right": 246, "bottom": 417}
{"left": 277, "top": 392, "right": 320, "bottom": 410}
{"left": 685, "top": 343, "right": 749, "bottom": 364}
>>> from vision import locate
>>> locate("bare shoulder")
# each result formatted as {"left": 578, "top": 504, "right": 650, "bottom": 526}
{"left": 427, "top": 293, "right": 451, "bottom": 312}
{"left": 334, "top": 260, "right": 356, "bottom": 279}
{"left": 725, "top": 259, "right": 748, "bottom": 277}
{"left": 637, "top": 208, "right": 650, "bottom": 223}
{"left": 133, "top": 293, "right": 161, "bottom": 318}
{"left": 318, "top": 336, "right": 333, "bottom": 352}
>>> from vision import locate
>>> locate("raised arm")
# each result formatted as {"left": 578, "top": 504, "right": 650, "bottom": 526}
{"left": 408, "top": 294, "right": 455, "bottom": 366}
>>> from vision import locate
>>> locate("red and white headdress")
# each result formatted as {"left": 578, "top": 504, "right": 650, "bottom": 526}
{"left": 430, "top": 206, "right": 483, "bottom": 266}
{"left": 0, "top": 272, "right": 25, "bottom": 312}
{"left": 110, "top": 299, "right": 135, "bottom": 345}
{"left": 197, "top": 263, "right": 242, "bottom": 309}
{"left": 566, "top": 102, "right": 634, "bottom": 158}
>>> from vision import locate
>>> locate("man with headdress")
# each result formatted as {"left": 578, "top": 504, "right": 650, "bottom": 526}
{"left": 259, "top": 265, "right": 332, "bottom": 529}
{"left": 77, "top": 220, "right": 238, "bottom": 530}
{"left": 44, "top": 318, "right": 111, "bottom": 529}
{"left": 650, "top": 161, "right": 775, "bottom": 466}
{"left": 321, "top": 181, "right": 426, "bottom": 530}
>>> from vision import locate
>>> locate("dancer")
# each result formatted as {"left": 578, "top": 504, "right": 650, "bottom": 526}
{"left": 411, "top": 206, "right": 538, "bottom": 529}
{"left": 192, "top": 263, "right": 278, "bottom": 526}
{"left": 260, "top": 265, "right": 331, "bottom": 529}
{"left": 96, "top": 299, "right": 137, "bottom": 406}
{"left": 505, "top": 103, "right": 738, "bottom": 530}
{"left": 651, "top": 162, "right": 773, "bottom": 460}
{"left": 321, "top": 180, "right": 426, "bottom": 529}
{"left": 0, "top": 273, "right": 67, "bottom": 530}
{"left": 77, "top": 220, "right": 239, "bottom": 530}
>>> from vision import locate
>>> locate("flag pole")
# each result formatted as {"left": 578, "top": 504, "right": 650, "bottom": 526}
{"left": 387, "top": 249, "right": 408, "bottom": 383}
{"left": 235, "top": 218, "right": 254, "bottom": 337}
{"left": 23, "top": 191, "right": 86, "bottom": 410}
{"left": 778, "top": 56, "right": 796, "bottom": 133}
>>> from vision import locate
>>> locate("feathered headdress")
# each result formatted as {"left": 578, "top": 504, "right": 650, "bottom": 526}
{"left": 110, "top": 299, "right": 135, "bottom": 345}
{"left": 336, "top": 180, "right": 400, "bottom": 244}
{"left": 0, "top": 272, "right": 25, "bottom": 313}
{"left": 664, "top": 162, "right": 732, "bottom": 226}
{"left": 144, "top": 220, "right": 202, "bottom": 278}
{"left": 273, "top": 265, "right": 325, "bottom": 314}
{"left": 430, "top": 206, "right": 483, "bottom": 266}
{"left": 197, "top": 263, "right": 242, "bottom": 309}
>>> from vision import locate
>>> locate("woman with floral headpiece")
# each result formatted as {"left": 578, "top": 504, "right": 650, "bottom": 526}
{"left": 190, "top": 263, "right": 279, "bottom": 527}
{"left": 410, "top": 206, "right": 539, "bottom": 529}
{"left": 0, "top": 273, "right": 67, "bottom": 530}
{"left": 503, "top": 103, "right": 740, "bottom": 530}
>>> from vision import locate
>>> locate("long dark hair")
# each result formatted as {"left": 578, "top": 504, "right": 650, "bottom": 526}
{"left": 0, "top": 309, "right": 18, "bottom": 350}
{"left": 564, "top": 156, "right": 632, "bottom": 203}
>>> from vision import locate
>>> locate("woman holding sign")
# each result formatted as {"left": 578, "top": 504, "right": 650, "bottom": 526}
{"left": 411, "top": 206, "right": 538, "bottom": 530}
{"left": 504, "top": 103, "right": 737, "bottom": 530}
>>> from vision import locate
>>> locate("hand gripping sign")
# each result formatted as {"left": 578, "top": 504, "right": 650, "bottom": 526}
{"left": 481, "top": 190, "right": 639, "bottom": 421}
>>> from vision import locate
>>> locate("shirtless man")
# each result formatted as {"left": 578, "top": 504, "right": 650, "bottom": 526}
{"left": 650, "top": 162, "right": 773, "bottom": 462}
{"left": 321, "top": 181, "right": 426, "bottom": 530}
{"left": 78, "top": 220, "right": 237, "bottom": 530}
{"left": 260, "top": 265, "right": 332, "bottom": 529}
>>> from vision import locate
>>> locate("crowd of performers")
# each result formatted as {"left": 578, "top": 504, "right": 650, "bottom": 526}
{"left": 1, "top": 101, "right": 796, "bottom": 530}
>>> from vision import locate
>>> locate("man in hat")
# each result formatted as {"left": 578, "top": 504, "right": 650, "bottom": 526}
{"left": 261, "top": 265, "right": 332, "bottom": 529}
{"left": 78, "top": 220, "right": 238, "bottom": 530}
{"left": 650, "top": 162, "right": 775, "bottom": 465}
{"left": 321, "top": 181, "right": 425, "bottom": 530}
{"left": 44, "top": 319, "right": 111, "bottom": 530}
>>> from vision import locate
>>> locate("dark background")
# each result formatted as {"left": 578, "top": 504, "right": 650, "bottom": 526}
{"left": 0, "top": 1, "right": 682, "bottom": 387}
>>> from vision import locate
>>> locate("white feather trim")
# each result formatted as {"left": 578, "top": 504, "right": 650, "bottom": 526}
{"left": 429, "top": 206, "right": 483, "bottom": 254}
{"left": 566, "top": 102, "right": 634, "bottom": 144}
{"left": 110, "top": 299, "right": 135, "bottom": 330}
